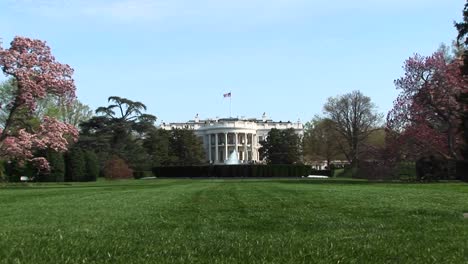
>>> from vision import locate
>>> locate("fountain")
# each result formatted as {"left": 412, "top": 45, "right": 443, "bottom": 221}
{"left": 226, "top": 150, "right": 240, "bottom": 165}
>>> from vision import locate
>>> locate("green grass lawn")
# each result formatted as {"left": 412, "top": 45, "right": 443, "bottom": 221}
{"left": 0, "top": 179, "right": 467, "bottom": 264}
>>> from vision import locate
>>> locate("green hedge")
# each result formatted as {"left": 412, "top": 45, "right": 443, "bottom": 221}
{"left": 456, "top": 160, "right": 468, "bottom": 182}
{"left": 152, "top": 165, "right": 321, "bottom": 178}
{"left": 133, "top": 171, "right": 154, "bottom": 179}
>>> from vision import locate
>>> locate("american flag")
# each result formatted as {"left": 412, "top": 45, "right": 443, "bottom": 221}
{"left": 223, "top": 92, "right": 231, "bottom": 98}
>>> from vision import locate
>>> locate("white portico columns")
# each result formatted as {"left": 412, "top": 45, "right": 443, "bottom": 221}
{"left": 215, "top": 133, "right": 219, "bottom": 163}
{"left": 251, "top": 134, "right": 256, "bottom": 161}
{"left": 224, "top": 133, "right": 228, "bottom": 162}
{"left": 244, "top": 133, "right": 248, "bottom": 163}
{"left": 208, "top": 134, "right": 212, "bottom": 163}
{"left": 234, "top": 132, "right": 239, "bottom": 159}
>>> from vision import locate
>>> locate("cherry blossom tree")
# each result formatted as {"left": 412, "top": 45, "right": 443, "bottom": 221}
{"left": 387, "top": 51, "right": 468, "bottom": 160}
{"left": 0, "top": 36, "right": 78, "bottom": 172}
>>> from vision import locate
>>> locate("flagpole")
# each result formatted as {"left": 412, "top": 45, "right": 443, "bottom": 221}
{"left": 230, "top": 92, "right": 232, "bottom": 118}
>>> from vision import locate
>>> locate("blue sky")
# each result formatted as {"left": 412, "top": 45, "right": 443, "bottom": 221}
{"left": 0, "top": 0, "right": 464, "bottom": 124}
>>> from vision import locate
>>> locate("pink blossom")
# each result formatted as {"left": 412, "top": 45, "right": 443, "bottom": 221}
{"left": 0, "top": 36, "right": 78, "bottom": 172}
{"left": 387, "top": 51, "right": 468, "bottom": 159}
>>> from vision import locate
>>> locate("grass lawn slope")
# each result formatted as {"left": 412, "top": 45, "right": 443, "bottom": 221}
{"left": 0, "top": 179, "right": 467, "bottom": 263}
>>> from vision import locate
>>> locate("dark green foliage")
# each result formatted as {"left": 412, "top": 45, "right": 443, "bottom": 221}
{"left": 38, "top": 150, "right": 65, "bottom": 182}
{"left": 143, "top": 129, "right": 171, "bottom": 166}
{"left": 4, "top": 161, "right": 35, "bottom": 182}
{"left": 0, "top": 160, "right": 5, "bottom": 181}
{"left": 143, "top": 128, "right": 206, "bottom": 166}
{"left": 455, "top": 2, "right": 468, "bottom": 159}
{"left": 152, "top": 165, "right": 313, "bottom": 178}
{"left": 168, "top": 129, "right": 206, "bottom": 166}
{"left": 415, "top": 156, "right": 451, "bottom": 182}
{"left": 259, "top": 128, "right": 302, "bottom": 164}
{"left": 65, "top": 147, "right": 86, "bottom": 182}
{"left": 310, "top": 169, "right": 332, "bottom": 177}
{"left": 355, "top": 161, "right": 396, "bottom": 181}
{"left": 133, "top": 171, "right": 154, "bottom": 179}
{"left": 78, "top": 96, "right": 156, "bottom": 172}
{"left": 455, "top": 160, "right": 468, "bottom": 182}
{"left": 84, "top": 150, "right": 99, "bottom": 181}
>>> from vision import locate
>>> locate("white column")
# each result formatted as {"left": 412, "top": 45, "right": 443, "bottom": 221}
{"left": 208, "top": 134, "right": 212, "bottom": 163}
{"left": 244, "top": 133, "right": 248, "bottom": 163}
{"left": 234, "top": 132, "right": 239, "bottom": 159}
{"left": 215, "top": 133, "right": 219, "bottom": 163}
{"left": 251, "top": 134, "right": 256, "bottom": 162}
{"left": 224, "top": 132, "right": 228, "bottom": 162}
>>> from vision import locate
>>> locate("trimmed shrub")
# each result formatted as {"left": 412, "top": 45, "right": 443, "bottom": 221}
{"left": 456, "top": 160, "right": 468, "bottom": 182}
{"left": 133, "top": 171, "right": 154, "bottom": 179}
{"left": 152, "top": 164, "right": 313, "bottom": 178}
{"left": 415, "top": 156, "right": 448, "bottom": 182}
{"left": 355, "top": 160, "right": 397, "bottom": 181}
{"left": 104, "top": 156, "right": 133, "bottom": 180}
{"left": 310, "top": 169, "right": 332, "bottom": 177}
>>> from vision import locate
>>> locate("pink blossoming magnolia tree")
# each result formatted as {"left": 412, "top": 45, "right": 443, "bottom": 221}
{"left": 0, "top": 36, "right": 78, "bottom": 172}
{"left": 387, "top": 51, "right": 468, "bottom": 160}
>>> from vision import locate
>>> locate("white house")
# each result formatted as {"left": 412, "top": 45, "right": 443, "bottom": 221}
{"left": 159, "top": 113, "right": 304, "bottom": 164}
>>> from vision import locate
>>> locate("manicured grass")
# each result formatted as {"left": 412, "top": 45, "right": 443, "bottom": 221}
{"left": 0, "top": 179, "right": 467, "bottom": 263}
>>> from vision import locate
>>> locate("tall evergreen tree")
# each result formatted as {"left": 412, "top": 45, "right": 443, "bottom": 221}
{"left": 66, "top": 147, "right": 86, "bottom": 182}
{"left": 46, "top": 150, "right": 65, "bottom": 182}
{"left": 455, "top": 1, "right": 468, "bottom": 159}
{"left": 143, "top": 128, "right": 206, "bottom": 166}
{"left": 169, "top": 129, "right": 206, "bottom": 166}
{"left": 78, "top": 96, "right": 156, "bottom": 171}
{"left": 259, "top": 128, "right": 302, "bottom": 164}
{"left": 84, "top": 150, "right": 99, "bottom": 181}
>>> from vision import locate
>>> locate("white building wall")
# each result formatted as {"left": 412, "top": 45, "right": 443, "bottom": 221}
{"left": 160, "top": 117, "right": 303, "bottom": 164}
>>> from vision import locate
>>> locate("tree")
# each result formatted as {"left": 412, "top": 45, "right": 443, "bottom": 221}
{"left": 38, "top": 98, "right": 93, "bottom": 127}
{"left": 143, "top": 129, "right": 171, "bottom": 166}
{"left": 323, "top": 90, "right": 382, "bottom": 164}
{"left": 41, "top": 150, "right": 65, "bottom": 182}
{"left": 79, "top": 96, "right": 156, "bottom": 171}
{"left": 103, "top": 156, "right": 133, "bottom": 180}
{"left": 259, "top": 128, "right": 302, "bottom": 164}
{"left": 65, "top": 147, "right": 86, "bottom": 182}
{"left": 142, "top": 128, "right": 206, "bottom": 166}
{"left": 1, "top": 79, "right": 92, "bottom": 128}
{"left": 455, "top": 1, "right": 468, "bottom": 57}
{"left": 455, "top": 2, "right": 468, "bottom": 159}
{"left": 0, "top": 79, "right": 16, "bottom": 127}
{"left": 168, "top": 129, "right": 206, "bottom": 166}
{"left": 387, "top": 51, "right": 467, "bottom": 160}
{"left": 303, "top": 116, "right": 342, "bottom": 167}
{"left": 84, "top": 150, "right": 99, "bottom": 181}
{"left": 0, "top": 36, "right": 78, "bottom": 171}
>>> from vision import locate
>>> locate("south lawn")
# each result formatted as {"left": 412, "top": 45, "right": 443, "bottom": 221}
{"left": 0, "top": 179, "right": 467, "bottom": 263}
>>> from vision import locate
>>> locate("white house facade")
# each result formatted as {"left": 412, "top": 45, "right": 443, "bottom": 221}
{"left": 159, "top": 114, "right": 304, "bottom": 164}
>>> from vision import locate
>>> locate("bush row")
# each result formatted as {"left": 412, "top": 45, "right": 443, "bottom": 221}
{"left": 456, "top": 160, "right": 468, "bottom": 182}
{"left": 152, "top": 165, "right": 327, "bottom": 178}
{"left": 4, "top": 148, "right": 100, "bottom": 182}
{"left": 349, "top": 159, "right": 468, "bottom": 182}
